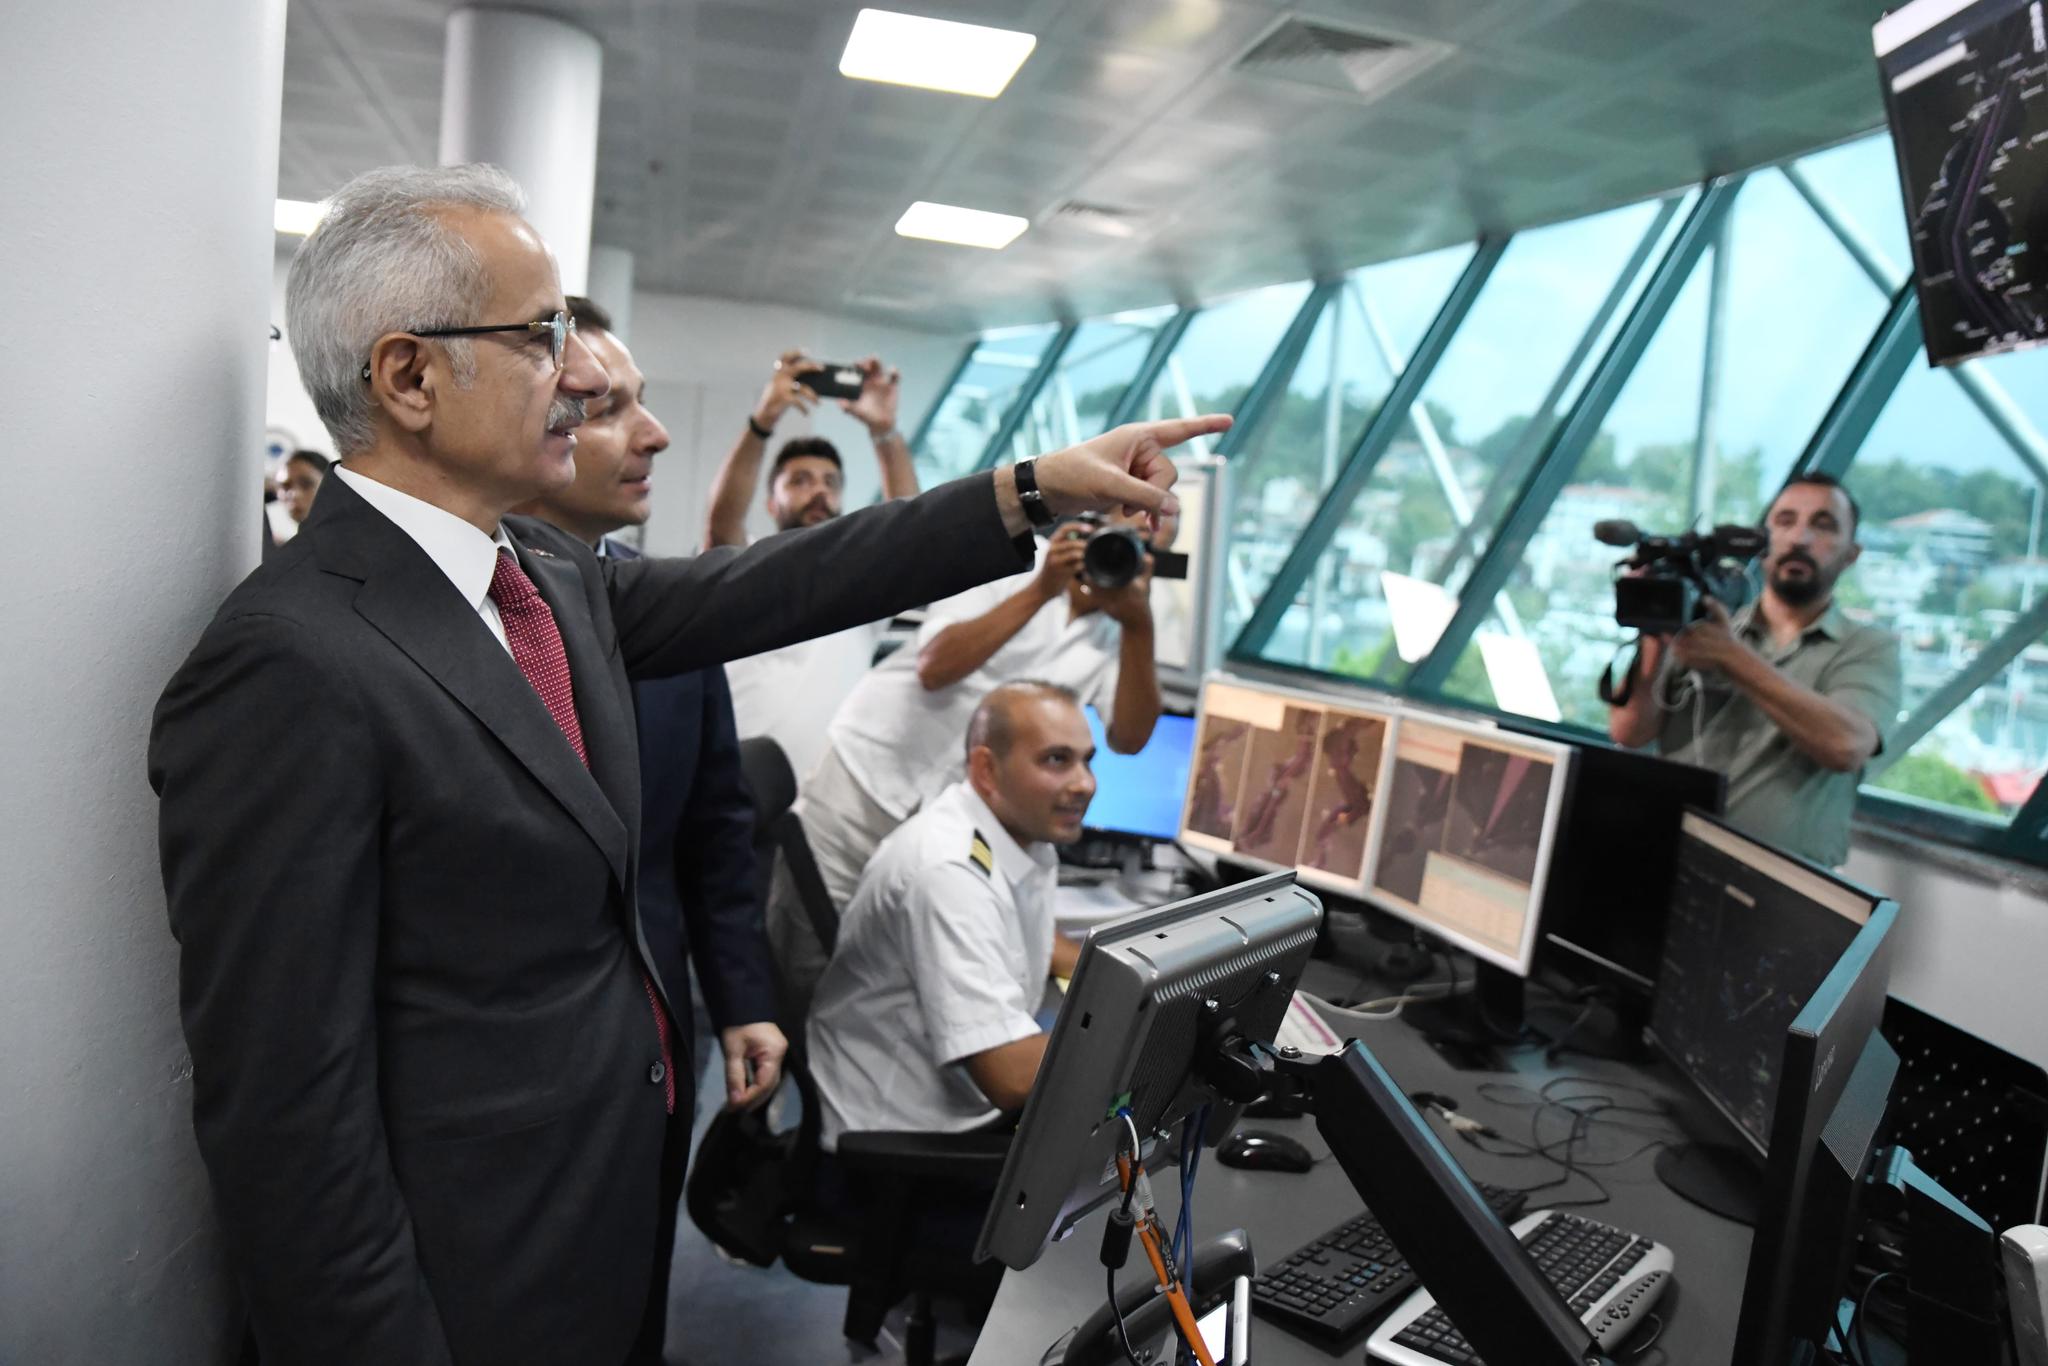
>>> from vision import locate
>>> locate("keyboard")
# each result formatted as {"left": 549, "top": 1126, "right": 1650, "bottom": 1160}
{"left": 1365, "top": 1209, "right": 1674, "bottom": 1365}
{"left": 1248, "top": 1181, "right": 1528, "bottom": 1347}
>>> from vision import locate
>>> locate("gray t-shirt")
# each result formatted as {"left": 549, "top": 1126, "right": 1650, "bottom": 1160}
{"left": 1655, "top": 601, "right": 1901, "bottom": 868}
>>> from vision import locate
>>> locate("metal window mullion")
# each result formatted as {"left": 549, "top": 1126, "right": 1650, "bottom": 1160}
{"left": 1429, "top": 196, "right": 1684, "bottom": 584}
{"left": 1229, "top": 237, "right": 1511, "bottom": 660}
{"left": 2001, "top": 762, "right": 2048, "bottom": 856}
{"left": 1866, "top": 591, "right": 2048, "bottom": 779}
{"left": 1213, "top": 279, "right": 1343, "bottom": 460}
{"left": 1791, "top": 285, "right": 1922, "bottom": 479}
{"left": 1403, "top": 178, "right": 1742, "bottom": 695}
{"left": 907, "top": 338, "right": 981, "bottom": 458}
{"left": 972, "top": 323, "right": 1078, "bottom": 471}
{"left": 1103, "top": 307, "right": 1198, "bottom": 430}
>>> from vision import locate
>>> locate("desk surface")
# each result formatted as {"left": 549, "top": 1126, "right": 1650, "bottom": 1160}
{"left": 970, "top": 960, "right": 1756, "bottom": 1366}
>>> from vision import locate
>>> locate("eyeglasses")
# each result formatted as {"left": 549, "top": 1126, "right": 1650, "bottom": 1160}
{"left": 359, "top": 309, "right": 576, "bottom": 381}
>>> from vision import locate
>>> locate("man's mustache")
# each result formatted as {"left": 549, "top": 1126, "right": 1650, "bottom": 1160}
{"left": 1776, "top": 549, "right": 1817, "bottom": 572}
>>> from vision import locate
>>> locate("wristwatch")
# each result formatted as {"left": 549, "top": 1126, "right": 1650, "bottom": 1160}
{"left": 1014, "top": 457, "right": 1057, "bottom": 531}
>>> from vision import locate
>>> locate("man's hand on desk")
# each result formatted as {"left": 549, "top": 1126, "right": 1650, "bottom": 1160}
{"left": 720, "top": 1021, "right": 788, "bottom": 1112}
{"left": 1050, "top": 932, "right": 1083, "bottom": 982}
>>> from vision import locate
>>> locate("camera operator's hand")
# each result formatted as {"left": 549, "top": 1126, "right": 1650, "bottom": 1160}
{"left": 1671, "top": 596, "right": 1740, "bottom": 675}
{"left": 1031, "top": 526, "right": 1090, "bottom": 603}
{"left": 842, "top": 355, "right": 900, "bottom": 436}
{"left": 1021, "top": 414, "right": 1231, "bottom": 538}
{"left": 752, "top": 349, "right": 823, "bottom": 431}
{"left": 1080, "top": 554, "right": 1155, "bottom": 628}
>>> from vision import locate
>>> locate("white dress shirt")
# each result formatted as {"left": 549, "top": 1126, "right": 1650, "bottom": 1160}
{"left": 806, "top": 781, "right": 1058, "bottom": 1150}
{"left": 334, "top": 467, "right": 518, "bottom": 655}
{"left": 725, "top": 622, "right": 884, "bottom": 784}
{"left": 823, "top": 551, "right": 1124, "bottom": 820}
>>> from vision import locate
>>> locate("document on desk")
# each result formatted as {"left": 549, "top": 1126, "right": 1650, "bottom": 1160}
{"left": 1275, "top": 991, "right": 1344, "bottom": 1056}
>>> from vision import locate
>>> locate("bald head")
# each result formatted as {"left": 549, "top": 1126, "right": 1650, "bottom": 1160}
{"left": 965, "top": 681, "right": 1081, "bottom": 762}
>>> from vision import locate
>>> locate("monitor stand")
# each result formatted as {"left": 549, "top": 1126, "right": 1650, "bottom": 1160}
{"left": 1399, "top": 962, "right": 1526, "bottom": 1060}
{"left": 1655, "top": 1141, "right": 1760, "bottom": 1224}
{"left": 1525, "top": 988, "right": 1652, "bottom": 1063}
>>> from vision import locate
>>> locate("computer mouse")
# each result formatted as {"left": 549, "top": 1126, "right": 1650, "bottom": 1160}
{"left": 1215, "top": 1129, "right": 1314, "bottom": 1174}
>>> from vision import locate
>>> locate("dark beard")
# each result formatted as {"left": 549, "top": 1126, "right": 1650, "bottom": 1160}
{"left": 1772, "top": 568, "right": 1824, "bottom": 606}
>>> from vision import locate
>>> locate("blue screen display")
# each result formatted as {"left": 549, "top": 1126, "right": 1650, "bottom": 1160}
{"left": 1082, "top": 706, "right": 1196, "bottom": 841}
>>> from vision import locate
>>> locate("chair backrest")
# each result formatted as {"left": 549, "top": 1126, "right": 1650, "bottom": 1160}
{"left": 739, "top": 736, "right": 840, "bottom": 960}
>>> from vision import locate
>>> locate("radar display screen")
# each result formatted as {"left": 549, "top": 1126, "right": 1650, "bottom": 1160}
{"left": 1877, "top": 0, "right": 2048, "bottom": 364}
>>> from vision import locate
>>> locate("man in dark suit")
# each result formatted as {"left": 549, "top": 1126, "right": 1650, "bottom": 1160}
{"left": 512, "top": 294, "right": 782, "bottom": 1362}
{"left": 149, "top": 162, "right": 1222, "bottom": 1366}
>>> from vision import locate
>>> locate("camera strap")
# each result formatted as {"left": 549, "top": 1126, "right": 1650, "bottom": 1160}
{"left": 1598, "top": 641, "right": 1640, "bottom": 708}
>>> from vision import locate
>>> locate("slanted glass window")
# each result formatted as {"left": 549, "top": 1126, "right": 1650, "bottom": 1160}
{"left": 913, "top": 323, "right": 1061, "bottom": 481}
{"left": 1431, "top": 154, "right": 1902, "bottom": 727}
{"left": 1848, "top": 353, "right": 2048, "bottom": 828}
{"left": 1003, "top": 307, "right": 1178, "bottom": 462}
{"left": 1220, "top": 244, "right": 1476, "bottom": 643}
{"left": 1134, "top": 280, "right": 1316, "bottom": 459}
{"left": 1246, "top": 195, "right": 1686, "bottom": 682}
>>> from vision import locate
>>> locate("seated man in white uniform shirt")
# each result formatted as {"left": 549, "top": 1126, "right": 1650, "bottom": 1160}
{"left": 798, "top": 515, "right": 1164, "bottom": 917}
{"left": 805, "top": 682, "right": 1093, "bottom": 1284}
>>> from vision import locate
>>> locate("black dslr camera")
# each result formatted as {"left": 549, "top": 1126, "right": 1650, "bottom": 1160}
{"left": 1596, "top": 518, "right": 1765, "bottom": 637}
{"left": 1052, "top": 512, "right": 1188, "bottom": 590}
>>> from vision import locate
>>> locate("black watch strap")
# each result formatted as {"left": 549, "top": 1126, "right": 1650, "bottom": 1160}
{"left": 747, "top": 413, "right": 773, "bottom": 440}
{"left": 1014, "top": 457, "right": 1057, "bottom": 530}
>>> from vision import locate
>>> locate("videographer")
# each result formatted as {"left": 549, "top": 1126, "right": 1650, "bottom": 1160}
{"left": 1607, "top": 473, "right": 1901, "bottom": 868}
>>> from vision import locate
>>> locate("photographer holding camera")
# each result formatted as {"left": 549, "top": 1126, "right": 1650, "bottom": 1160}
{"left": 778, "top": 511, "right": 1167, "bottom": 959}
{"left": 1607, "top": 473, "right": 1900, "bottom": 868}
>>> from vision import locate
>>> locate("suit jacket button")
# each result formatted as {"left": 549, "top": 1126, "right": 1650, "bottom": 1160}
{"left": 649, "top": 1061, "right": 668, "bottom": 1085}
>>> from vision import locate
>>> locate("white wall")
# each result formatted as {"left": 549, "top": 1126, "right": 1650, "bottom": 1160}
{"left": 1845, "top": 829, "right": 2048, "bottom": 1069}
{"left": 264, "top": 258, "right": 969, "bottom": 552}
{"left": 2, "top": 2, "right": 286, "bottom": 1362}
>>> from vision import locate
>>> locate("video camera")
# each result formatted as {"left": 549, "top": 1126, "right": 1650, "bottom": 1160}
{"left": 1595, "top": 518, "right": 1765, "bottom": 637}
{"left": 1052, "top": 511, "right": 1188, "bottom": 590}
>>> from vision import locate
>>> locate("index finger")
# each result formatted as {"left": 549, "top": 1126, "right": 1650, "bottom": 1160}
{"left": 1129, "top": 413, "right": 1233, "bottom": 450}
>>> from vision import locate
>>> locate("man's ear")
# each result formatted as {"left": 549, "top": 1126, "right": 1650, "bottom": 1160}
{"left": 366, "top": 335, "right": 435, "bottom": 437}
{"left": 966, "top": 744, "right": 999, "bottom": 798}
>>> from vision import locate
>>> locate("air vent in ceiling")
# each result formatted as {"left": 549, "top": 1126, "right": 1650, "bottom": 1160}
{"left": 1046, "top": 201, "right": 1148, "bottom": 240}
{"left": 1233, "top": 15, "right": 1452, "bottom": 103}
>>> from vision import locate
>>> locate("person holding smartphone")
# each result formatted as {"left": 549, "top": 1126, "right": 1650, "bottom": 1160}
{"left": 705, "top": 350, "right": 919, "bottom": 783}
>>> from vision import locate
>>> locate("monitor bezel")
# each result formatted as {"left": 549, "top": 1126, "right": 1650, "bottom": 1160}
{"left": 1644, "top": 807, "right": 1889, "bottom": 1159}
{"left": 973, "top": 869, "right": 1322, "bottom": 1271}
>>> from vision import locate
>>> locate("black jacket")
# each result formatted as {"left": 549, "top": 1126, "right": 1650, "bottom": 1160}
{"left": 149, "top": 469, "right": 1028, "bottom": 1366}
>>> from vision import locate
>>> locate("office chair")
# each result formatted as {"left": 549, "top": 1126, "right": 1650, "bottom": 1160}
{"left": 687, "top": 737, "right": 1009, "bottom": 1366}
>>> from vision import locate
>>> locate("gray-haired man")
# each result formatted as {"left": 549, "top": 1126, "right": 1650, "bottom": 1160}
{"left": 148, "top": 163, "right": 1224, "bottom": 1365}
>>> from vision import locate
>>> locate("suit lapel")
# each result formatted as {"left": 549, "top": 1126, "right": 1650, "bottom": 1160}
{"left": 316, "top": 478, "right": 630, "bottom": 890}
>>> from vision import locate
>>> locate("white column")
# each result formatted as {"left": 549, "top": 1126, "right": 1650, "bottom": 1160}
{"left": 585, "top": 244, "right": 636, "bottom": 341}
{"left": 440, "top": 8, "right": 603, "bottom": 294}
{"left": 0, "top": 0, "right": 286, "bottom": 1358}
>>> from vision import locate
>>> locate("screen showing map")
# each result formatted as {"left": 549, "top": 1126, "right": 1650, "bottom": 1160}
{"left": 1877, "top": 0, "right": 2048, "bottom": 363}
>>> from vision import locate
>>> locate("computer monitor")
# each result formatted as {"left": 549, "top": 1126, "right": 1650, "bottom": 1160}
{"left": 1360, "top": 712, "right": 1573, "bottom": 976}
{"left": 1533, "top": 743, "right": 1726, "bottom": 996}
{"left": 1080, "top": 704, "right": 1195, "bottom": 843}
{"left": 975, "top": 870, "right": 1322, "bottom": 1270}
{"left": 1646, "top": 809, "right": 1888, "bottom": 1223}
{"left": 1732, "top": 897, "right": 1900, "bottom": 1362}
{"left": 1178, "top": 675, "right": 1396, "bottom": 897}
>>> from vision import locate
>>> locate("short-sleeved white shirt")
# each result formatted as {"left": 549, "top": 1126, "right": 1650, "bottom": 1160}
{"left": 807, "top": 781, "right": 1058, "bottom": 1150}
{"left": 824, "top": 553, "right": 1124, "bottom": 820}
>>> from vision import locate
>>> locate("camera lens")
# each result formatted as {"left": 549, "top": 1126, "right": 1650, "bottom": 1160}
{"left": 1082, "top": 527, "right": 1144, "bottom": 589}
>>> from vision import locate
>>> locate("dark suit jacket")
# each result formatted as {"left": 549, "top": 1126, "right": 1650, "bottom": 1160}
{"left": 597, "top": 536, "right": 775, "bottom": 1072}
{"left": 149, "top": 470, "right": 1029, "bottom": 1366}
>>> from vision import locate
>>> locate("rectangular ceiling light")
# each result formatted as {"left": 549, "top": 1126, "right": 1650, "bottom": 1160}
{"left": 840, "top": 9, "right": 1036, "bottom": 98}
{"left": 274, "top": 199, "right": 328, "bottom": 235}
{"left": 894, "top": 201, "right": 1029, "bottom": 249}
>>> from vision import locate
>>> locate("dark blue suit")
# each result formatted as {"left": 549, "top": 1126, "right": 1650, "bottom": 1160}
{"left": 601, "top": 537, "right": 778, "bottom": 1361}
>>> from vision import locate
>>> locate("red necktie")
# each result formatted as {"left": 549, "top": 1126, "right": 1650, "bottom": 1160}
{"left": 489, "top": 551, "right": 675, "bottom": 1114}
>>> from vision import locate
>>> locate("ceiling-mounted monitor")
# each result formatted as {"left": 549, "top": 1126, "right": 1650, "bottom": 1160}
{"left": 1876, "top": 0, "right": 2048, "bottom": 364}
